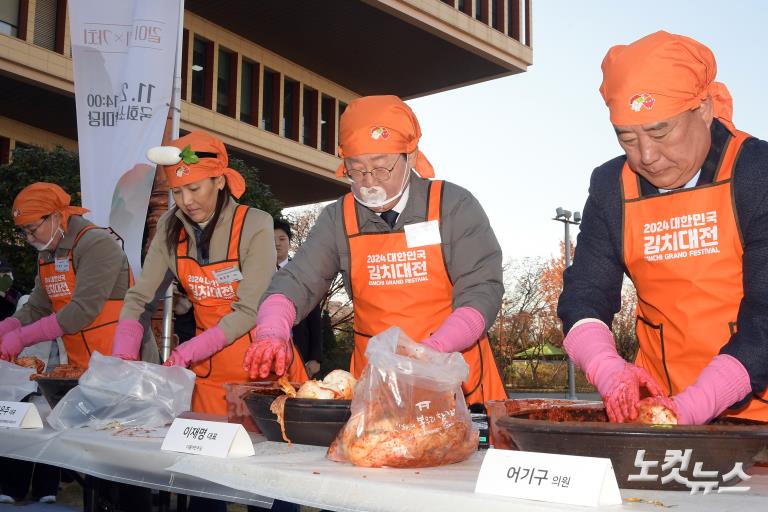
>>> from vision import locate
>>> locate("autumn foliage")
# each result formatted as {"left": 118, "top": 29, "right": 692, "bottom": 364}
{"left": 491, "top": 242, "right": 638, "bottom": 387}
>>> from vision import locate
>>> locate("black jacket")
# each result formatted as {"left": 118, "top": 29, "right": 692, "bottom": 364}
{"left": 279, "top": 260, "right": 323, "bottom": 364}
{"left": 292, "top": 303, "right": 323, "bottom": 364}
{"left": 558, "top": 120, "right": 768, "bottom": 396}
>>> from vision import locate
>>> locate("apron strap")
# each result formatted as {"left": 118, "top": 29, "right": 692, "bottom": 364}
{"left": 342, "top": 193, "right": 359, "bottom": 237}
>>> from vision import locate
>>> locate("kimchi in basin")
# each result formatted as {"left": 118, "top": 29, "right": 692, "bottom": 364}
{"left": 488, "top": 399, "right": 768, "bottom": 490}
{"left": 33, "top": 365, "right": 85, "bottom": 408}
{"left": 243, "top": 385, "right": 351, "bottom": 446}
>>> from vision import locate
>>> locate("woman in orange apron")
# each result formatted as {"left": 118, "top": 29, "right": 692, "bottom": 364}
{"left": 1, "top": 183, "right": 131, "bottom": 368}
{"left": 112, "top": 131, "right": 306, "bottom": 416}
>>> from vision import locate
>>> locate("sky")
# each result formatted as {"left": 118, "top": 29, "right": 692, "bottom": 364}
{"left": 400, "top": 0, "right": 768, "bottom": 264}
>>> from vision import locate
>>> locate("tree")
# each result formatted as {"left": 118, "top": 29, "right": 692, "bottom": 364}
{"left": 492, "top": 241, "right": 640, "bottom": 389}
{"left": 287, "top": 204, "right": 324, "bottom": 255}
{"left": 538, "top": 241, "right": 575, "bottom": 340}
{"left": 0, "top": 145, "right": 283, "bottom": 294}
{"left": 284, "top": 205, "right": 354, "bottom": 331}
{"left": 0, "top": 145, "right": 81, "bottom": 292}
{"left": 491, "top": 257, "right": 555, "bottom": 386}
{"left": 231, "top": 158, "right": 283, "bottom": 218}
{"left": 318, "top": 309, "right": 353, "bottom": 375}
{"left": 282, "top": 204, "right": 355, "bottom": 372}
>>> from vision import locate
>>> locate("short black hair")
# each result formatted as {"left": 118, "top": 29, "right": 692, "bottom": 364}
{"left": 273, "top": 217, "right": 292, "bottom": 240}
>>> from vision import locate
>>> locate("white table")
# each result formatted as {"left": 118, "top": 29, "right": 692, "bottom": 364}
{"left": 169, "top": 441, "right": 768, "bottom": 512}
{"left": 0, "top": 418, "right": 273, "bottom": 508}
{"left": 2, "top": 404, "right": 767, "bottom": 512}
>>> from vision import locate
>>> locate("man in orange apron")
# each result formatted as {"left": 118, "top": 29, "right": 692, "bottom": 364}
{"left": 244, "top": 96, "right": 507, "bottom": 407}
{"left": 112, "top": 131, "right": 306, "bottom": 415}
{"left": 1, "top": 183, "right": 137, "bottom": 368}
{"left": 558, "top": 32, "right": 768, "bottom": 424}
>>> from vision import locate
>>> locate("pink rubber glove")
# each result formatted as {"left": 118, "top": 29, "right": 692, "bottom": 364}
{"left": 637, "top": 354, "right": 752, "bottom": 425}
{"left": 0, "top": 313, "right": 64, "bottom": 361}
{"left": 0, "top": 316, "right": 21, "bottom": 338}
{"left": 420, "top": 307, "right": 486, "bottom": 353}
{"left": 243, "top": 294, "right": 296, "bottom": 379}
{"left": 111, "top": 319, "right": 144, "bottom": 361}
{"left": 164, "top": 326, "right": 228, "bottom": 367}
{"left": 564, "top": 321, "right": 665, "bottom": 422}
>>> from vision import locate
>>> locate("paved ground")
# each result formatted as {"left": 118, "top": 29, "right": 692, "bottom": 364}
{"left": 508, "top": 390, "right": 600, "bottom": 400}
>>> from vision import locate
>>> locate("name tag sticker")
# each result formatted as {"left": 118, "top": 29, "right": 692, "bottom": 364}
{"left": 404, "top": 220, "right": 441, "bottom": 248}
{"left": 161, "top": 418, "right": 254, "bottom": 458}
{"left": 54, "top": 257, "right": 70, "bottom": 273}
{"left": 212, "top": 266, "right": 243, "bottom": 284}
{"left": 0, "top": 401, "right": 43, "bottom": 429}
{"left": 474, "top": 449, "right": 621, "bottom": 507}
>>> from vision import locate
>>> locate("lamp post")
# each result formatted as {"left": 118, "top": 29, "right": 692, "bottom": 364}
{"left": 553, "top": 207, "right": 581, "bottom": 399}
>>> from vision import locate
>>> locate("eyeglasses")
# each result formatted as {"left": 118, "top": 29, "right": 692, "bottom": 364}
{"left": 15, "top": 215, "right": 49, "bottom": 238}
{"left": 344, "top": 154, "right": 402, "bottom": 183}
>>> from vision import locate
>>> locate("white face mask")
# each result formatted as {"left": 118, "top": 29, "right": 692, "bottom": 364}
{"left": 30, "top": 218, "right": 62, "bottom": 252}
{"left": 351, "top": 155, "right": 411, "bottom": 209}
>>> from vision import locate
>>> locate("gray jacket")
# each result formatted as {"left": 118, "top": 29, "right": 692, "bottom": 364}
{"left": 16, "top": 215, "right": 159, "bottom": 363}
{"left": 267, "top": 172, "right": 504, "bottom": 330}
{"left": 122, "top": 197, "right": 276, "bottom": 345}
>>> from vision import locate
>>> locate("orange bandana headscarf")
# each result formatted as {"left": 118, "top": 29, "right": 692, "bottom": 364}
{"left": 163, "top": 131, "right": 246, "bottom": 199}
{"left": 335, "top": 95, "right": 435, "bottom": 178}
{"left": 12, "top": 182, "right": 89, "bottom": 229}
{"left": 599, "top": 31, "right": 735, "bottom": 134}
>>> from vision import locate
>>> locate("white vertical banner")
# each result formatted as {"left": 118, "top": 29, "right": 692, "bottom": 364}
{"left": 69, "top": 0, "right": 182, "bottom": 276}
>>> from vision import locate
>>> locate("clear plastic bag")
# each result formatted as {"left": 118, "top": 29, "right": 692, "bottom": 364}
{"left": 47, "top": 352, "right": 195, "bottom": 430}
{"left": 0, "top": 360, "right": 37, "bottom": 402}
{"left": 327, "top": 327, "right": 478, "bottom": 467}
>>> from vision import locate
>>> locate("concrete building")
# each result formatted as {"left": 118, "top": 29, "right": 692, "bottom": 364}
{"left": 0, "top": 0, "right": 533, "bottom": 206}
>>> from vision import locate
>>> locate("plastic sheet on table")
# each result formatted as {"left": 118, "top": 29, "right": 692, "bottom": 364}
{"left": 0, "top": 359, "right": 37, "bottom": 401}
{"left": 47, "top": 351, "right": 195, "bottom": 430}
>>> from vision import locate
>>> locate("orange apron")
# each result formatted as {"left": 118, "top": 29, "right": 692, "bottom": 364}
{"left": 176, "top": 205, "right": 307, "bottom": 414}
{"left": 344, "top": 181, "right": 506, "bottom": 406}
{"left": 38, "top": 226, "right": 130, "bottom": 369}
{"left": 622, "top": 129, "right": 768, "bottom": 421}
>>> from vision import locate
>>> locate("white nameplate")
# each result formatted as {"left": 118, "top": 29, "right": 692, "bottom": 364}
{"left": 213, "top": 266, "right": 243, "bottom": 284}
{"left": 0, "top": 401, "right": 43, "bottom": 429}
{"left": 475, "top": 449, "right": 621, "bottom": 507}
{"left": 54, "top": 257, "right": 70, "bottom": 273}
{"left": 404, "top": 220, "right": 441, "bottom": 248}
{"left": 161, "top": 418, "right": 254, "bottom": 458}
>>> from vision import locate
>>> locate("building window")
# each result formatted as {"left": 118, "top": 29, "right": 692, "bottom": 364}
{"left": 216, "top": 47, "right": 237, "bottom": 117}
{"left": 508, "top": 0, "right": 520, "bottom": 40}
{"left": 337, "top": 101, "right": 347, "bottom": 151}
{"left": 181, "top": 29, "right": 189, "bottom": 101}
{"left": 492, "top": 0, "right": 502, "bottom": 31}
{"left": 282, "top": 77, "right": 299, "bottom": 141}
{"left": 240, "top": 59, "right": 259, "bottom": 125}
{"left": 0, "top": 0, "right": 19, "bottom": 37}
{"left": 302, "top": 86, "right": 318, "bottom": 148}
{"left": 192, "top": 37, "right": 213, "bottom": 108}
{"left": 320, "top": 95, "right": 336, "bottom": 154}
{"left": 0, "top": 137, "right": 10, "bottom": 165}
{"left": 32, "top": 0, "right": 57, "bottom": 50}
{"left": 261, "top": 68, "right": 280, "bottom": 134}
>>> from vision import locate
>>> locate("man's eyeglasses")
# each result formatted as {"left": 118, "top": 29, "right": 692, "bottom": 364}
{"left": 344, "top": 154, "right": 402, "bottom": 183}
{"left": 15, "top": 216, "right": 49, "bottom": 238}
